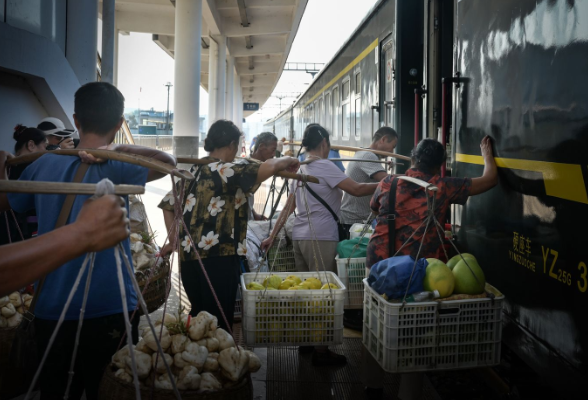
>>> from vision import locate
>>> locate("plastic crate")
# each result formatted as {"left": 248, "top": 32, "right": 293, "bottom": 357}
{"left": 363, "top": 279, "right": 504, "bottom": 373}
{"left": 234, "top": 285, "right": 242, "bottom": 321}
{"left": 241, "top": 271, "right": 346, "bottom": 347}
{"left": 267, "top": 245, "right": 296, "bottom": 273}
{"left": 349, "top": 223, "right": 374, "bottom": 240}
{"left": 335, "top": 256, "right": 368, "bottom": 309}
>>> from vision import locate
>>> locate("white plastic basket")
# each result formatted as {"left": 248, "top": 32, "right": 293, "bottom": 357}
{"left": 234, "top": 285, "right": 242, "bottom": 321}
{"left": 267, "top": 245, "right": 297, "bottom": 273}
{"left": 241, "top": 271, "right": 346, "bottom": 347}
{"left": 335, "top": 256, "right": 368, "bottom": 309}
{"left": 349, "top": 223, "right": 373, "bottom": 240}
{"left": 362, "top": 279, "right": 504, "bottom": 373}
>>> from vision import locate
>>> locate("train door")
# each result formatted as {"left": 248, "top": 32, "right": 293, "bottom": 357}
{"left": 380, "top": 35, "right": 396, "bottom": 129}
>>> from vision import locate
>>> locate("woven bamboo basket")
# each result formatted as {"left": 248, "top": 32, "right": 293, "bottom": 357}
{"left": 98, "top": 364, "right": 253, "bottom": 400}
{"left": 136, "top": 259, "right": 171, "bottom": 315}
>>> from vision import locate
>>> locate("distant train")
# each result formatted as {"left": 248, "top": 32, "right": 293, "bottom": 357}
{"left": 263, "top": 0, "right": 588, "bottom": 398}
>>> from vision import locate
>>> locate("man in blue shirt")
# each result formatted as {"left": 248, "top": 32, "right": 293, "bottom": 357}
{"left": 0, "top": 82, "right": 175, "bottom": 399}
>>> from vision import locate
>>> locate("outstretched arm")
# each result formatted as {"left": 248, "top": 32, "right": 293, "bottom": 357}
{"left": 79, "top": 144, "right": 177, "bottom": 182}
{"left": 256, "top": 157, "right": 300, "bottom": 184}
{"left": 470, "top": 136, "right": 498, "bottom": 196}
{"left": 0, "top": 195, "right": 130, "bottom": 297}
{"left": 337, "top": 178, "right": 379, "bottom": 197}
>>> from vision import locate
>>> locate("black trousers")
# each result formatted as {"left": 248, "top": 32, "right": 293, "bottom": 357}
{"left": 180, "top": 255, "right": 241, "bottom": 331}
{"left": 341, "top": 223, "right": 353, "bottom": 240}
{"left": 36, "top": 313, "right": 139, "bottom": 400}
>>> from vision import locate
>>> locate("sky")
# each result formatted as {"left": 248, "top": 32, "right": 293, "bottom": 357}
{"left": 115, "top": 0, "right": 379, "bottom": 121}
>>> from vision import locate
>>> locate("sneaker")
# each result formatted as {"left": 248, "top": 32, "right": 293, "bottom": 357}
{"left": 311, "top": 349, "right": 347, "bottom": 366}
{"left": 298, "top": 345, "right": 314, "bottom": 354}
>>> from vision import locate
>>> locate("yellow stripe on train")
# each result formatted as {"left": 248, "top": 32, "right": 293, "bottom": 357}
{"left": 456, "top": 153, "right": 588, "bottom": 204}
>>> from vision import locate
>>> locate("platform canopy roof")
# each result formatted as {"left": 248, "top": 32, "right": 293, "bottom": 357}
{"left": 100, "top": 0, "right": 307, "bottom": 116}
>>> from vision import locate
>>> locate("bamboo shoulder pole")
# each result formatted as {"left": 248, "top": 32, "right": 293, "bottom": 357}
{"left": 7, "top": 149, "right": 195, "bottom": 181}
{"left": 176, "top": 157, "right": 320, "bottom": 184}
{"left": 0, "top": 181, "right": 145, "bottom": 195}
{"left": 285, "top": 142, "right": 412, "bottom": 162}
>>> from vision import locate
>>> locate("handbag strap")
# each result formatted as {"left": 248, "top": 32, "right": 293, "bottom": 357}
{"left": 387, "top": 176, "right": 400, "bottom": 257}
{"left": 304, "top": 183, "right": 339, "bottom": 223}
{"left": 28, "top": 163, "right": 90, "bottom": 314}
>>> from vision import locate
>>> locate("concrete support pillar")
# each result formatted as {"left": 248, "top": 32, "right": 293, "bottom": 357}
{"left": 101, "top": 0, "right": 115, "bottom": 84}
{"left": 113, "top": 30, "right": 120, "bottom": 86}
{"left": 207, "top": 38, "right": 218, "bottom": 128}
{"left": 214, "top": 35, "right": 227, "bottom": 121}
{"left": 236, "top": 85, "right": 243, "bottom": 130}
{"left": 225, "top": 56, "right": 234, "bottom": 121}
{"left": 66, "top": 0, "right": 98, "bottom": 85}
{"left": 173, "top": 0, "right": 202, "bottom": 158}
{"left": 233, "top": 73, "right": 241, "bottom": 126}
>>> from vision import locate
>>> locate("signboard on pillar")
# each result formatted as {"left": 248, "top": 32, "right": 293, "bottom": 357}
{"left": 243, "top": 103, "right": 259, "bottom": 111}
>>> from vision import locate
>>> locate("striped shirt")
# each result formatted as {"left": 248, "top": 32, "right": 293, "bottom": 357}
{"left": 340, "top": 151, "right": 386, "bottom": 224}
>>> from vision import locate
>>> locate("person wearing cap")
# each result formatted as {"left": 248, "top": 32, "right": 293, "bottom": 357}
{"left": 37, "top": 117, "right": 77, "bottom": 150}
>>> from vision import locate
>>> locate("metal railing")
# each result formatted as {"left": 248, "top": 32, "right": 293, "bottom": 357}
{"left": 131, "top": 134, "right": 173, "bottom": 151}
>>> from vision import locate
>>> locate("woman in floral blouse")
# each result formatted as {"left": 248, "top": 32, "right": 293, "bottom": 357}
{"left": 159, "top": 119, "right": 299, "bottom": 330}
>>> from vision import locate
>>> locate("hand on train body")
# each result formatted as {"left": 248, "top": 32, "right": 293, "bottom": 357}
{"left": 480, "top": 135, "right": 494, "bottom": 159}
{"left": 75, "top": 195, "right": 130, "bottom": 252}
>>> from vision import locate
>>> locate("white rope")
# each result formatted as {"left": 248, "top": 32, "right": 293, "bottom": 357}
{"left": 24, "top": 254, "right": 93, "bottom": 400}
{"left": 63, "top": 253, "right": 96, "bottom": 400}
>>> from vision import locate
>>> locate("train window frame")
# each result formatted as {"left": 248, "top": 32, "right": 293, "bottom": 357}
{"left": 354, "top": 70, "right": 361, "bottom": 139}
{"left": 332, "top": 85, "right": 340, "bottom": 139}
{"left": 342, "top": 77, "right": 351, "bottom": 140}
{"left": 318, "top": 96, "right": 324, "bottom": 126}
{"left": 325, "top": 91, "right": 332, "bottom": 133}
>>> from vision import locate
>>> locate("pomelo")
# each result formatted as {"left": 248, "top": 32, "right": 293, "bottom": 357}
{"left": 446, "top": 253, "right": 476, "bottom": 270}
{"left": 452, "top": 258, "right": 485, "bottom": 294}
{"left": 424, "top": 258, "right": 455, "bottom": 298}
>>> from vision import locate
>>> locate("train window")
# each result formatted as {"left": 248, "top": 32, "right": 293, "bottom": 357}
{"left": 318, "top": 98, "right": 323, "bottom": 126}
{"left": 332, "top": 86, "right": 340, "bottom": 138}
{"left": 325, "top": 92, "right": 332, "bottom": 133}
{"left": 342, "top": 78, "right": 351, "bottom": 139}
{"left": 355, "top": 72, "right": 361, "bottom": 138}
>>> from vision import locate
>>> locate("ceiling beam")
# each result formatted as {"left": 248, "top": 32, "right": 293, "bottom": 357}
{"left": 245, "top": 36, "right": 253, "bottom": 49}
{"left": 236, "top": 61, "right": 281, "bottom": 75}
{"left": 216, "top": 0, "right": 297, "bottom": 9}
{"left": 202, "top": 0, "right": 223, "bottom": 36}
{"left": 229, "top": 36, "right": 285, "bottom": 57}
{"left": 236, "top": 0, "right": 250, "bottom": 27}
{"left": 240, "top": 75, "right": 276, "bottom": 87}
{"left": 222, "top": 15, "right": 292, "bottom": 37}
{"left": 115, "top": 9, "right": 210, "bottom": 37}
{"left": 152, "top": 34, "right": 175, "bottom": 58}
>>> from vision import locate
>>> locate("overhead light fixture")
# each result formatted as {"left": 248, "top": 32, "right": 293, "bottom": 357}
{"left": 245, "top": 36, "right": 253, "bottom": 49}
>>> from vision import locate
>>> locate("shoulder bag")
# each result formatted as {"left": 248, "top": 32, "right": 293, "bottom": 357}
{"left": 304, "top": 183, "right": 348, "bottom": 241}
